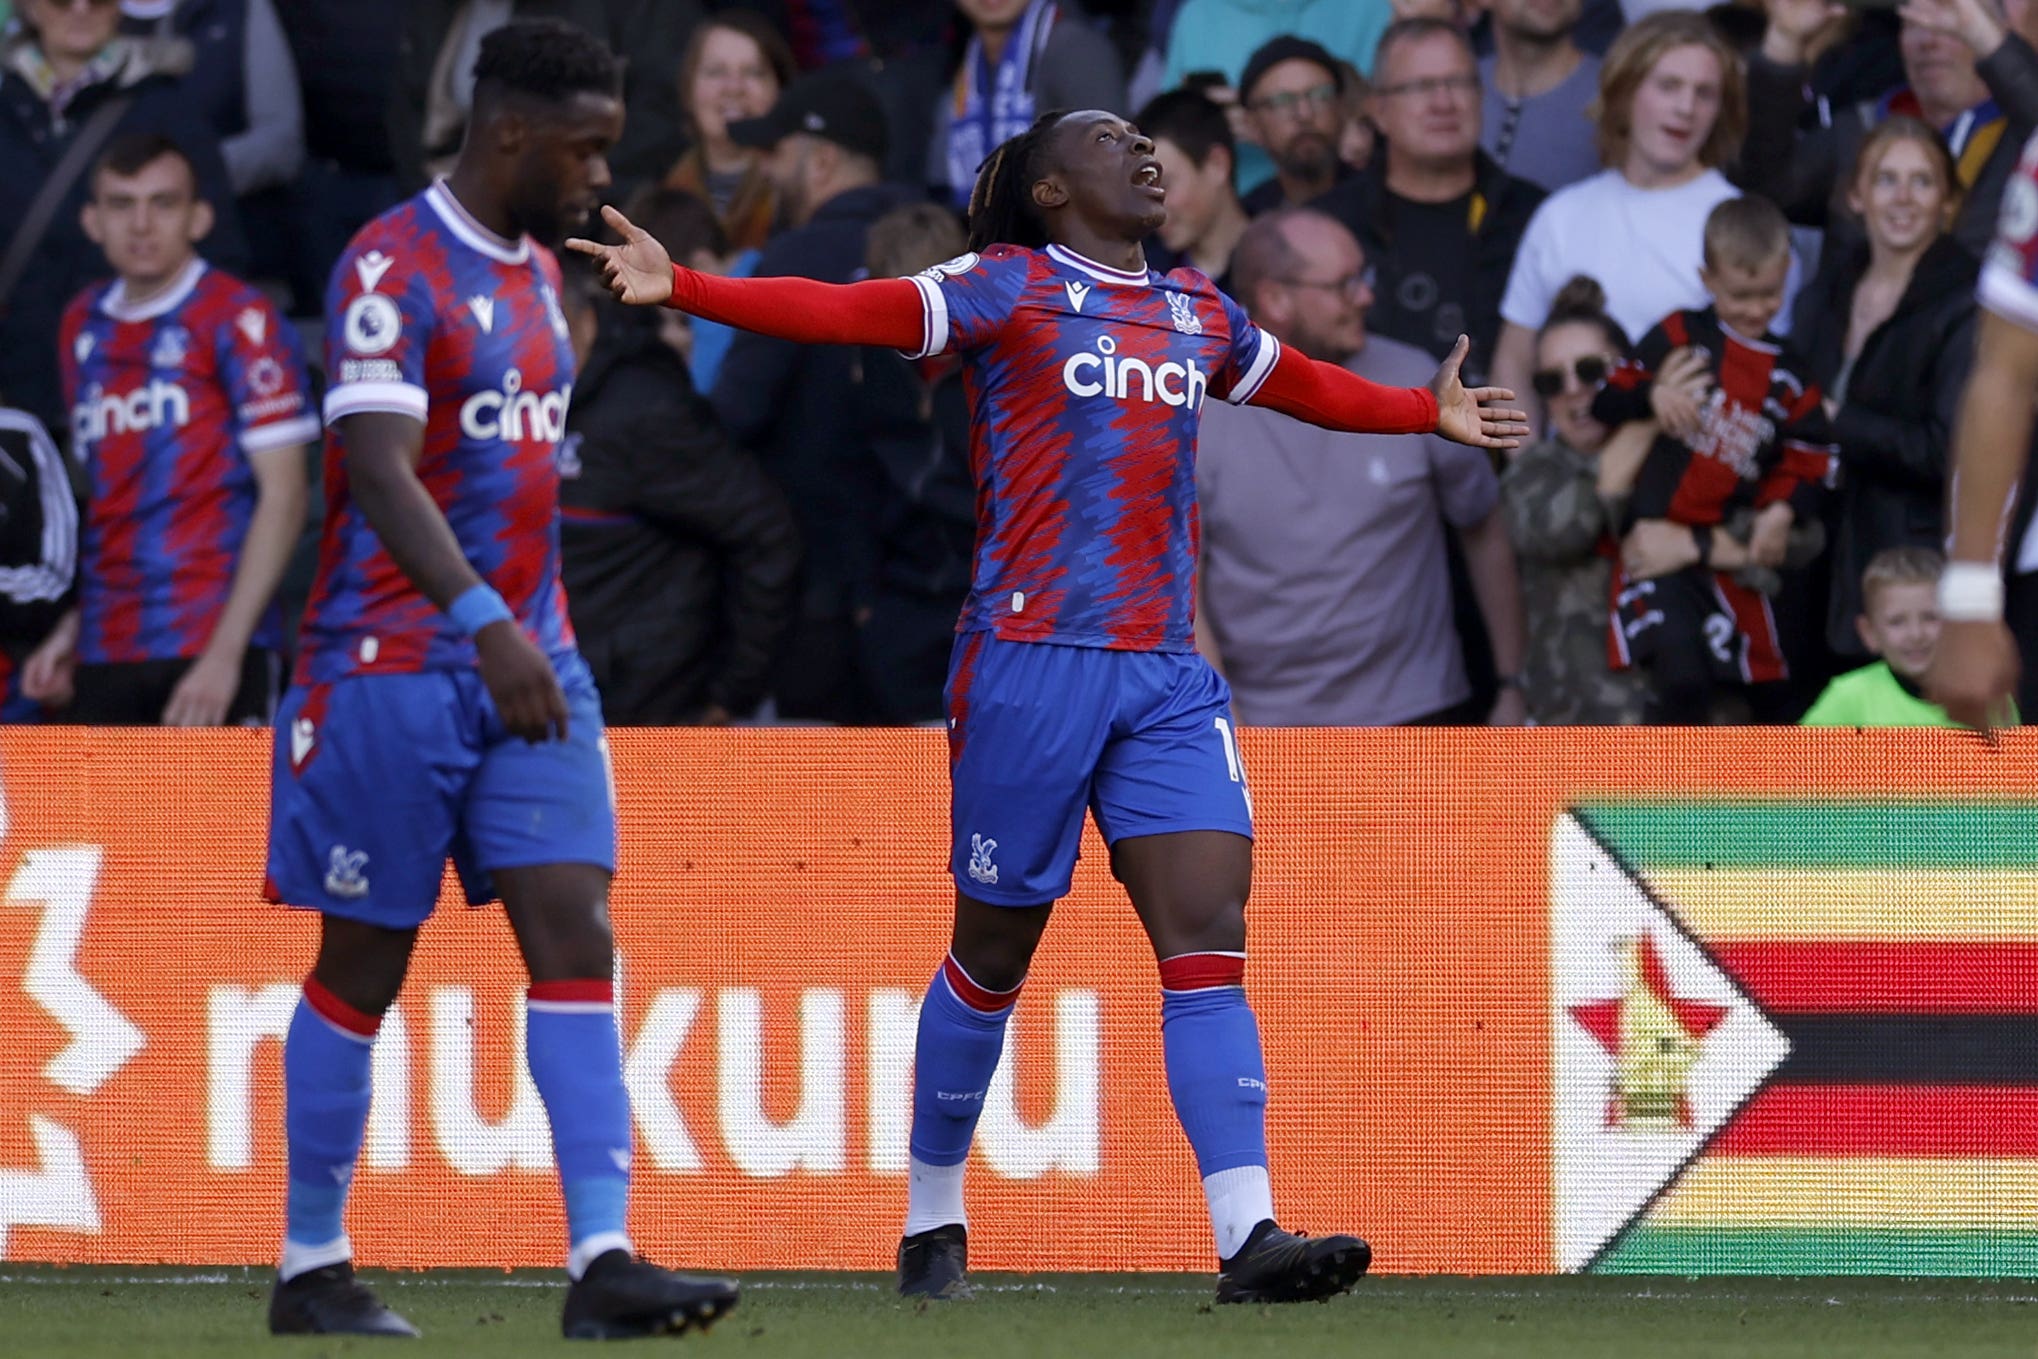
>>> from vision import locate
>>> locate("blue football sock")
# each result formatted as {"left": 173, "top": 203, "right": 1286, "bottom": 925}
{"left": 283, "top": 979, "right": 378, "bottom": 1262}
{"left": 1158, "top": 953, "right": 1269, "bottom": 1178}
{"left": 908, "top": 956, "right": 1019, "bottom": 1169}
{"left": 526, "top": 981, "right": 633, "bottom": 1275}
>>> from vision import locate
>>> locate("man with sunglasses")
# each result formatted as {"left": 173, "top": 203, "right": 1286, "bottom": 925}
{"left": 1237, "top": 36, "right": 1356, "bottom": 215}
{"left": 1194, "top": 207, "right": 1528, "bottom": 726}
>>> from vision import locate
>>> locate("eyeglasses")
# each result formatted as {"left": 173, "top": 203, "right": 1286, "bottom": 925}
{"left": 1374, "top": 73, "right": 1480, "bottom": 100}
{"left": 43, "top": 0, "right": 121, "bottom": 9}
{"left": 1279, "top": 266, "right": 1376, "bottom": 299}
{"left": 1530, "top": 354, "right": 1612, "bottom": 398}
{"left": 1250, "top": 84, "right": 1339, "bottom": 118}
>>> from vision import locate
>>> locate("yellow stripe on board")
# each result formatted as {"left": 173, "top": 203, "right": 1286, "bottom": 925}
{"left": 1637, "top": 868, "right": 2038, "bottom": 939}
{"left": 1651, "top": 1157, "right": 2038, "bottom": 1227}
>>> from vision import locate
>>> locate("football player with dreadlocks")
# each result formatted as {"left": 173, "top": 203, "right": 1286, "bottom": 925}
{"left": 572, "top": 108, "right": 1526, "bottom": 1305}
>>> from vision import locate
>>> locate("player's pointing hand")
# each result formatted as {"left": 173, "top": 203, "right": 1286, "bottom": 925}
{"left": 1429, "top": 335, "right": 1530, "bottom": 452}
{"left": 565, "top": 205, "right": 674, "bottom": 307}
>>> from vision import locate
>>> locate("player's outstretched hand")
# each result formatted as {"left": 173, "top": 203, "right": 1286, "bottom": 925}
{"left": 1927, "top": 619, "right": 2021, "bottom": 734}
{"left": 564, "top": 206, "right": 674, "bottom": 307}
{"left": 1430, "top": 336, "right": 1529, "bottom": 452}
{"left": 475, "top": 620, "right": 571, "bottom": 743}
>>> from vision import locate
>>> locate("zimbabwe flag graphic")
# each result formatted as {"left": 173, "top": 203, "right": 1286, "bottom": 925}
{"left": 1558, "top": 801, "right": 2038, "bottom": 1275}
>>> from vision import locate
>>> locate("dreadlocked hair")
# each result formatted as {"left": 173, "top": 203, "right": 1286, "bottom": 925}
{"left": 966, "top": 112, "right": 1068, "bottom": 252}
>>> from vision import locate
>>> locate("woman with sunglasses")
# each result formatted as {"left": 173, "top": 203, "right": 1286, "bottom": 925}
{"left": 1787, "top": 116, "right": 1978, "bottom": 676}
{"left": 1500, "top": 276, "right": 1657, "bottom": 723}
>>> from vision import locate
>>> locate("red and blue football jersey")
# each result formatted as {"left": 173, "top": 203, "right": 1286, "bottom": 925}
{"left": 903, "top": 243, "right": 1279, "bottom": 651}
{"left": 1982, "top": 129, "right": 2038, "bottom": 336}
{"left": 59, "top": 258, "right": 317, "bottom": 663}
{"left": 298, "top": 182, "right": 577, "bottom": 683}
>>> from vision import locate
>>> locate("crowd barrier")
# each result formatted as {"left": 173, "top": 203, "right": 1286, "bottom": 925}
{"left": 2, "top": 727, "right": 2035, "bottom": 1274}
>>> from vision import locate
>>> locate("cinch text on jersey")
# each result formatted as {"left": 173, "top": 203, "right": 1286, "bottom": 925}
{"left": 457, "top": 367, "right": 571, "bottom": 442}
{"left": 72, "top": 379, "right": 191, "bottom": 445}
{"left": 1061, "top": 335, "right": 1210, "bottom": 410}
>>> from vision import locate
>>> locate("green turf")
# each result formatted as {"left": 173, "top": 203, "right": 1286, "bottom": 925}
{"left": 4, "top": 1269, "right": 2038, "bottom": 1357}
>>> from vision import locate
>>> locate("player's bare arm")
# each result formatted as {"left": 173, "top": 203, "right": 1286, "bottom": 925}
{"left": 337, "top": 410, "right": 569, "bottom": 742}
{"left": 163, "top": 443, "right": 308, "bottom": 726}
{"left": 1926, "top": 307, "right": 2038, "bottom": 730}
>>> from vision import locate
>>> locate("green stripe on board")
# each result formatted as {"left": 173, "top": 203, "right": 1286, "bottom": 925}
{"left": 1593, "top": 1227, "right": 2038, "bottom": 1276}
{"left": 1575, "top": 802, "right": 2038, "bottom": 871}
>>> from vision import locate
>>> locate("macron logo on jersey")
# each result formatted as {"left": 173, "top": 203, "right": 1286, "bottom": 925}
{"left": 1062, "top": 335, "right": 1209, "bottom": 410}
{"left": 71, "top": 380, "right": 191, "bottom": 445}
{"left": 458, "top": 367, "right": 571, "bottom": 442}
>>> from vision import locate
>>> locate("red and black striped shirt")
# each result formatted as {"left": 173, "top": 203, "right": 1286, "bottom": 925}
{"left": 1593, "top": 307, "right": 1838, "bottom": 529}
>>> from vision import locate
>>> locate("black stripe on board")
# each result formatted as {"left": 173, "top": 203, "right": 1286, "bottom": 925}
{"left": 1775, "top": 1015, "right": 2038, "bottom": 1084}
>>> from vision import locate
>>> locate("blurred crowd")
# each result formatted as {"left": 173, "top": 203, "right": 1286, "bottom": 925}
{"left": 0, "top": 0, "right": 2032, "bottom": 730}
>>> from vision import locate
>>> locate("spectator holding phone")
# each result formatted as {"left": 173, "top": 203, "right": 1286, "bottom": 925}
{"left": 1742, "top": 0, "right": 2038, "bottom": 253}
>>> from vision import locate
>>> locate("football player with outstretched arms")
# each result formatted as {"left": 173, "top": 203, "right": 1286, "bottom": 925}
{"left": 574, "top": 107, "right": 1526, "bottom": 1305}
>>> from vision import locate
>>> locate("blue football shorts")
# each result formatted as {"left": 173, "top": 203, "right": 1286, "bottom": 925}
{"left": 264, "top": 651, "right": 616, "bottom": 927}
{"left": 943, "top": 632, "right": 1254, "bottom": 906}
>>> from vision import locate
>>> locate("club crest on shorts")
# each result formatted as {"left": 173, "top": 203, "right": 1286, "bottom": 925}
{"left": 1167, "top": 291, "right": 1202, "bottom": 335}
{"left": 324, "top": 846, "right": 370, "bottom": 899}
{"left": 966, "top": 833, "right": 999, "bottom": 886}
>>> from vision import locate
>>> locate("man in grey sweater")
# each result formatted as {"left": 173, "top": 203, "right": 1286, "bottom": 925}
{"left": 1194, "top": 209, "right": 1528, "bottom": 726}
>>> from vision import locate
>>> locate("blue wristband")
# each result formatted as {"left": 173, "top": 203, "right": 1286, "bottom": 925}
{"left": 448, "top": 583, "right": 513, "bottom": 637}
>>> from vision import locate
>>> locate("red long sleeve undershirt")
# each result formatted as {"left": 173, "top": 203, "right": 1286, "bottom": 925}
{"left": 666, "top": 264, "right": 1440, "bottom": 435}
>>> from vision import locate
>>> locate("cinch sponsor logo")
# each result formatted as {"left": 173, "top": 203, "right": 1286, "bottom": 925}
{"left": 458, "top": 367, "right": 571, "bottom": 443}
{"left": 71, "top": 380, "right": 191, "bottom": 445}
{"left": 1061, "top": 335, "right": 1207, "bottom": 410}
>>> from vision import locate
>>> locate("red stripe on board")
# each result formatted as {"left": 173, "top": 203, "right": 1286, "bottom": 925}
{"left": 1713, "top": 1085, "right": 2038, "bottom": 1156}
{"left": 528, "top": 979, "right": 613, "bottom": 1005}
{"left": 1711, "top": 941, "right": 2038, "bottom": 1013}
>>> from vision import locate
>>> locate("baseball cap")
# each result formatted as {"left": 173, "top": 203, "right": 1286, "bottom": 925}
{"left": 1238, "top": 36, "right": 1346, "bottom": 106}
{"left": 727, "top": 69, "right": 890, "bottom": 164}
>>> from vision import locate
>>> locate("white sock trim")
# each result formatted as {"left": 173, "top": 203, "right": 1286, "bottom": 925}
{"left": 279, "top": 1234, "right": 352, "bottom": 1281}
{"left": 568, "top": 1230, "right": 634, "bottom": 1281}
{"left": 904, "top": 1156, "right": 968, "bottom": 1236}
{"left": 1204, "top": 1165, "right": 1273, "bottom": 1260}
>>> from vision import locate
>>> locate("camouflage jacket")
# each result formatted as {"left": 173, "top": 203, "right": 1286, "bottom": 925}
{"left": 1501, "top": 439, "right": 1652, "bottom": 724}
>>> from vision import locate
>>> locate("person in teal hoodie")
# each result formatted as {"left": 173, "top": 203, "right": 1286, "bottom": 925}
{"left": 1802, "top": 546, "right": 2016, "bottom": 728}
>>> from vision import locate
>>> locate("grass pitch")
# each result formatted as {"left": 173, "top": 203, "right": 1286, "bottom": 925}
{"left": 3, "top": 1268, "right": 2036, "bottom": 1357}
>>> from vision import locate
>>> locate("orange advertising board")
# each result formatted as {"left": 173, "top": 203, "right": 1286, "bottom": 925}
{"left": 3, "top": 727, "right": 2037, "bottom": 1275}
